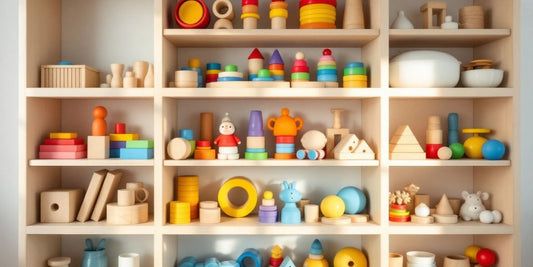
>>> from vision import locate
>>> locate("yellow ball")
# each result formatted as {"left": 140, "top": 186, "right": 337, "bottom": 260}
{"left": 464, "top": 136, "right": 487, "bottom": 159}
{"left": 334, "top": 247, "right": 367, "bottom": 267}
{"left": 464, "top": 245, "right": 481, "bottom": 263}
{"left": 320, "top": 195, "right": 345, "bottom": 218}
{"left": 264, "top": 191, "right": 273, "bottom": 200}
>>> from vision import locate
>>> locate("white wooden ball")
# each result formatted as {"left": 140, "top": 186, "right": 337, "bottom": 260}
{"left": 492, "top": 210, "right": 502, "bottom": 223}
{"left": 301, "top": 130, "right": 327, "bottom": 150}
{"left": 415, "top": 203, "right": 430, "bottom": 217}
{"left": 437, "top": 146, "right": 452, "bottom": 160}
{"left": 479, "top": 210, "right": 494, "bottom": 223}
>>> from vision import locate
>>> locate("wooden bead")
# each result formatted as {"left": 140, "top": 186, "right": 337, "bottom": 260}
{"left": 123, "top": 71, "right": 137, "bottom": 88}
{"left": 214, "top": 18, "right": 233, "bottom": 29}
{"left": 212, "top": 0, "right": 234, "bottom": 20}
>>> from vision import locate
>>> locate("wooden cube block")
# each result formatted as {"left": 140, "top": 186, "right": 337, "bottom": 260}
{"left": 87, "top": 136, "right": 110, "bottom": 159}
{"left": 41, "top": 189, "right": 83, "bottom": 223}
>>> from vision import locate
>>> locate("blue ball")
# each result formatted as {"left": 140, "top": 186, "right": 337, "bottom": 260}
{"left": 336, "top": 186, "right": 366, "bottom": 214}
{"left": 482, "top": 139, "right": 505, "bottom": 160}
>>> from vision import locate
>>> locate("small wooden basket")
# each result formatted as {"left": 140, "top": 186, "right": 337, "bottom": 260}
{"left": 41, "top": 65, "right": 100, "bottom": 88}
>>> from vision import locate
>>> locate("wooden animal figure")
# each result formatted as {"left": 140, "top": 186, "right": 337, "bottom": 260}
{"left": 459, "top": 190, "right": 489, "bottom": 221}
{"left": 279, "top": 181, "right": 302, "bottom": 224}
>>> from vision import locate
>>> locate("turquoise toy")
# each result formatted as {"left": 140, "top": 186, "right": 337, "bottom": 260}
{"left": 279, "top": 181, "right": 303, "bottom": 224}
{"left": 482, "top": 139, "right": 505, "bottom": 160}
{"left": 82, "top": 238, "right": 108, "bottom": 267}
{"left": 336, "top": 186, "right": 366, "bottom": 214}
{"left": 179, "top": 257, "right": 198, "bottom": 267}
{"left": 237, "top": 248, "right": 263, "bottom": 267}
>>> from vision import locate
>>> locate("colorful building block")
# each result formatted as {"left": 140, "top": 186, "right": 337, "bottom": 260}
{"left": 126, "top": 140, "right": 154, "bottom": 149}
{"left": 109, "top": 133, "right": 139, "bottom": 142}
{"left": 119, "top": 148, "right": 154, "bottom": 159}
{"left": 50, "top": 132, "right": 78, "bottom": 139}
{"left": 39, "top": 144, "right": 87, "bottom": 152}
{"left": 39, "top": 151, "right": 87, "bottom": 159}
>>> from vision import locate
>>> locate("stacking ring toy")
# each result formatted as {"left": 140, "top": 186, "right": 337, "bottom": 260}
{"left": 175, "top": 0, "right": 210, "bottom": 29}
{"left": 218, "top": 177, "right": 257, "bottom": 217}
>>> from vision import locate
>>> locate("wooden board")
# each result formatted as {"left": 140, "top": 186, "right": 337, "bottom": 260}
{"left": 77, "top": 170, "right": 107, "bottom": 222}
{"left": 90, "top": 170, "right": 122, "bottom": 221}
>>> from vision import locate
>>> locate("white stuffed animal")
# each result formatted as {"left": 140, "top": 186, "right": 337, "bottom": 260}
{"left": 459, "top": 190, "right": 489, "bottom": 221}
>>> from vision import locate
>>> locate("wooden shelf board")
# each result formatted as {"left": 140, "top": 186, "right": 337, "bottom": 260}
{"left": 161, "top": 87, "right": 382, "bottom": 99}
{"left": 26, "top": 88, "right": 154, "bottom": 98}
{"left": 388, "top": 159, "right": 510, "bottom": 167}
{"left": 26, "top": 219, "right": 155, "bottom": 235}
{"left": 29, "top": 159, "right": 154, "bottom": 167}
{"left": 386, "top": 88, "right": 514, "bottom": 98}
{"left": 163, "top": 29, "right": 380, "bottom": 47}
{"left": 164, "top": 159, "right": 379, "bottom": 167}
{"left": 163, "top": 216, "right": 380, "bottom": 235}
{"left": 389, "top": 29, "right": 511, "bottom": 47}
{"left": 389, "top": 221, "right": 513, "bottom": 235}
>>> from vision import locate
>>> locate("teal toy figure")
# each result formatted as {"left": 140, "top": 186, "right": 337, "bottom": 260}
{"left": 82, "top": 238, "right": 108, "bottom": 267}
{"left": 279, "top": 181, "right": 302, "bottom": 224}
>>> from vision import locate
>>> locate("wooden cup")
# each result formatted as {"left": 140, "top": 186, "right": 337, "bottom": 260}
{"left": 117, "top": 189, "right": 135, "bottom": 206}
{"left": 389, "top": 253, "right": 403, "bottom": 267}
{"left": 126, "top": 182, "right": 149, "bottom": 203}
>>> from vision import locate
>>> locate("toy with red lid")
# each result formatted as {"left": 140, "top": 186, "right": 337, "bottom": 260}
{"left": 214, "top": 113, "right": 241, "bottom": 160}
{"left": 269, "top": 49, "right": 285, "bottom": 81}
{"left": 291, "top": 52, "right": 310, "bottom": 82}
{"left": 242, "top": 0, "right": 259, "bottom": 29}
{"left": 299, "top": 0, "right": 337, "bottom": 29}
{"left": 268, "top": 108, "right": 303, "bottom": 159}
{"left": 175, "top": 0, "right": 210, "bottom": 29}
{"left": 270, "top": 0, "right": 288, "bottom": 29}
{"left": 248, "top": 48, "right": 264, "bottom": 81}
{"left": 317, "top": 49, "right": 339, "bottom": 87}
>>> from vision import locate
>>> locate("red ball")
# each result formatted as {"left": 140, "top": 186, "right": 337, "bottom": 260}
{"left": 323, "top": 48, "right": 332, "bottom": 56}
{"left": 476, "top": 248, "right": 496, "bottom": 266}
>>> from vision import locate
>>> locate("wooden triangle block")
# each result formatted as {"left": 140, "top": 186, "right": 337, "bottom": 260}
{"left": 390, "top": 144, "right": 424, "bottom": 153}
{"left": 333, "top": 134, "right": 359, "bottom": 154}
{"left": 352, "top": 140, "right": 375, "bottom": 159}
{"left": 390, "top": 134, "right": 420, "bottom": 145}
{"left": 280, "top": 257, "right": 296, "bottom": 267}
{"left": 393, "top": 125, "right": 416, "bottom": 137}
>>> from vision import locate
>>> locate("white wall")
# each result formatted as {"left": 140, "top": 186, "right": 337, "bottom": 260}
{"left": 1, "top": 0, "right": 531, "bottom": 266}
{"left": 0, "top": 0, "right": 19, "bottom": 266}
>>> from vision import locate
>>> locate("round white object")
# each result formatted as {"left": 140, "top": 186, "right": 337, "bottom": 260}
{"left": 461, "top": 69, "right": 504, "bottom": 87}
{"left": 301, "top": 130, "right": 327, "bottom": 150}
{"left": 390, "top": 50, "right": 461, "bottom": 88}
{"left": 492, "top": 210, "right": 502, "bottom": 223}
{"left": 167, "top": 138, "right": 191, "bottom": 160}
{"left": 437, "top": 146, "right": 452, "bottom": 160}
{"left": 479, "top": 210, "right": 494, "bottom": 223}
{"left": 415, "top": 203, "right": 431, "bottom": 217}
{"left": 118, "top": 253, "right": 140, "bottom": 267}
{"left": 406, "top": 251, "right": 435, "bottom": 264}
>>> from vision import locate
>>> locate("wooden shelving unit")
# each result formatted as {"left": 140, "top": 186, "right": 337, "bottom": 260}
{"left": 19, "top": 0, "right": 520, "bottom": 266}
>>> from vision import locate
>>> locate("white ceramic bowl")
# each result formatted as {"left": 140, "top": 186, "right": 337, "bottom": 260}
{"left": 461, "top": 68, "right": 504, "bottom": 87}
{"left": 390, "top": 50, "right": 461, "bottom": 88}
{"left": 406, "top": 251, "right": 436, "bottom": 264}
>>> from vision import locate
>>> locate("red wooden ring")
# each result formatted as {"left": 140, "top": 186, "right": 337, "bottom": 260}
{"left": 390, "top": 204, "right": 407, "bottom": 210}
{"left": 276, "top": 136, "right": 295, "bottom": 143}
{"left": 269, "top": 64, "right": 285, "bottom": 70}
{"left": 299, "top": 0, "right": 337, "bottom": 8}
{"left": 175, "top": 0, "right": 210, "bottom": 29}
{"left": 426, "top": 144, "right": 443, "bottom": 159}
{"left": 291, "top": 66, "right": 309, "bottom": 73}
{"left": 242, "top": 0, "right": 259, "bottom": 5}
{"left": 206, "top": 74, "right": 219, "bottom": 79}
{"left": 389, "top": 215, "right": 410, "bottom": 222}
{"left": 196, "top": 140, "right": 211, "bottom": 147}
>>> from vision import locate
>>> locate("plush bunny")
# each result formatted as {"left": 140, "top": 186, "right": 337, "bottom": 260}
{"left": 459, "top": 190, "right": 489, "bottom": 221}
{"left": 279, "top": 181, "right": 303, "bottom": 224}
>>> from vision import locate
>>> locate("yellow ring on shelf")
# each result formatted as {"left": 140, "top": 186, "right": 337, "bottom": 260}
{"left": 206, "top": 69, "right": 221, "bottom": 74}
{"left": 300, "top": 18, "right": 336, "bottom": 24}
{"left": 179, "top": 1, "right": 204, "bottom": 25}
{"left": 218, "top": 177, "right": 257, "bottom": 217}
{"left": 241, "top": 12, "right": 260, "bottom": 19}
{"left": 462, "top": 128, "right": 491, "bottom": 134}
{"left": 343, "top": 74, "right": 368, "bottom": 81}
{"left": 300, "top": 4, "right": 336, "bottom": 12}
{"left": 300, "top": 9, "right": 337, "bottom": 17}
{"left": 300, "top": 14, "right": 336, "bottom": 21}
{"left": 270, "top": 8, "right": 289, "bottom": 19}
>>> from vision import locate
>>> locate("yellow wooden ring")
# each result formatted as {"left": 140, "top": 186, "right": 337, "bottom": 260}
{"left": 242, "top": 4, "right": 258, "bottom": 14}
{"left": 218, "top": 177, "right": 257, "bottom": 217}
{"left": 300, "top": 9, "right": 336, "bottom": 17}
{"left": 206, "top": 69, "right": 221, "bottom": 74}
{"left": 270, "top": 8, "right": 289, "bottom": 19}
{"left": 270, "top": 1, "right": 288, "bottom": 9}
{"left": 300, "top": 14, "right": 336, "bottom": 21}
{"left": 462, "top": 128, "right": 491, "bottom": 134}
{"left": 389, "top": 210, "right": 410, "bottom": 216}
{"left": 300, "top": 18, "right": 336, "bottom": 24}
{"left": 343, "top": 74, "right": 367, "bottom": 81}
{"left": 300, "top": 4, "right": 336, "bottom": 12}
{"left": 269, "top": 69, "right": 285, "bottom": 76}
{"left": 179, "top": 1, "right": 204, "bottom": 24}
{"left": 241, "top": 12, "right": 260, "bottom": 19}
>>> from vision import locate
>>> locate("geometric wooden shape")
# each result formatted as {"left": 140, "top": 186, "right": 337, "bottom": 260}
{"left": 41, "top": 65, "right": 100, "bottom": 88}
{"left": 390, "top": 144, "right": 424, "bottom": 153}
{"left": 40, "top": 189, "right": 83, "bottom": 223}
{"left": 392, "top": 125, "right": 416, "bottom": 137}
{"left": 333, "top": 134, "right": 360, "bottom": 154}
{"left": 390, "top": 134, "right": 420, "bottom": 145}
{"left": 389, "top": 152, "right": 426, "bottom": 160}
{"left": 414, "top": 194, "right": 430, "bottom": 208}
{"left": 106, "top": 202, "right": 149, "bottom": 225}
{"left": 91, "top": 170, "right": 123, "bottom": 221}
{"left": 433, "top": 214, "right": 458, "bottom": 224}
{"left": 87, "top": 136, "right": 110, "bottom": 159}
{"left": 77, "top": 169, "right": 108, "bottom": 222}
{"left": 410, "top": 215, "right": 434, "bottom": 224}
{"left": 326, "top": 128, "right": 350, "bottom": 158}
{"left": 420, "top": 1, "right": 447, "bottom": 29}
{"left": 435, "top": 194, "right": 454, "bottom": 215}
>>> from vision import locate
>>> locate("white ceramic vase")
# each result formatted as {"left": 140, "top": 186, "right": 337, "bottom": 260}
{"left": 118, "top": 253, "right": 140, "bottom": 267}
{"left": 391, "top": 10, "right": 414, "bottom": 29}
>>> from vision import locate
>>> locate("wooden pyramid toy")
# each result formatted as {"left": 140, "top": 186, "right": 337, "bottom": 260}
{"left": 390, "top": 125, "right": 426, "bottom": 160}
{"left": 333, "top": 134, "right": 375, "bottom": 159}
